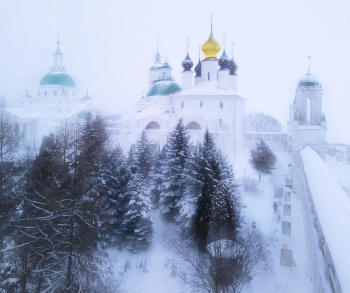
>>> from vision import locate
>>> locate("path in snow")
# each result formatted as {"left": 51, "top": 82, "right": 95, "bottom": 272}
{"left": 240, "top": 151, "right": 312, "bottom": 293}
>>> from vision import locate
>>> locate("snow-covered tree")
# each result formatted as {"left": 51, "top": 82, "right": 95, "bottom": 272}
{"left": 149, "top": 144, "right": 167, "bottom": 207}
{"left": 245, "top": 112, "right": 282, "bottom": 132}
{"left": 122, "top": 173, "right": 154, "bottom": 252}
{"left": 104, "top": 146, "right": 131, "bottom": 247}
{"left": 0, "top": 96, "right": 23, "bottom": 261}
{"left": 133, "top": 130, "right": 153, "bottom": 179}
{"left": 159, "top": 119, "right": 190, "bottom": 220}
{"left": 177, "top": 129, "right": 240, "bottom": 251}
{"left": 250, "top": 139, "right": 277, "bottom": 182}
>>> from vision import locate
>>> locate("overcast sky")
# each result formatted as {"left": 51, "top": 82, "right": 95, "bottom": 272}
{"left": 1, "top": 0, "right": 349, "bottom": 143}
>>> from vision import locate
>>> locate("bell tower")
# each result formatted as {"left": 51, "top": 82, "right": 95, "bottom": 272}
{"left": 288, "top": 57, "right": 327, "bottom": 151}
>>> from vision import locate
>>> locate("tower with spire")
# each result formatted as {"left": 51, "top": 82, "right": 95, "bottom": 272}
{"left": 288, "top": 57, "right": 327, "bottom": 151}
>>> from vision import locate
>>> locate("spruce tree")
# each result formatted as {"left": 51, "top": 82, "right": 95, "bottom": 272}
{"left": 177, "top": 129, "right": 240, "bottom": 251}
{"left": 149, "top": 144, "right": 167, "bottom": 207}
{"left": 159, "top": 119, "right": 190, "bottom": 220}
{"left": 133, "top": 130, "right": 153, "bottom": 179}
{"left": 121, "top": 173, "right": 154, "bottom": 252}
{"left": 250, "top": 139, "right": 277, "bottom": 182}
{"left": 104, "top": 146, "right": 131, "bottom": 247}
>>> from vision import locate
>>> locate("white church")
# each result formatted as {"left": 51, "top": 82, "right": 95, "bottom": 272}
{"left": 109, "top": 27, "right": 246, "bottom": 162}
{"left": 4, "top": 29, "right": 328, "bottom": 161}
{"left": 5, "top": 39, "right": 93, "bottom": 149}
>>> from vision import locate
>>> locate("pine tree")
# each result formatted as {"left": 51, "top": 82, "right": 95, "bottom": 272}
{"left": 159, "top": 119, "right": 190, "bottom": 220}
{"left": 250, "top": 139, "right": 277, "bottom": 182}
{"left": 122, "top": 173, "right": 154, "bottom": 252}
{"left": 177, "top": 129, "right": 240, "bottom": 251}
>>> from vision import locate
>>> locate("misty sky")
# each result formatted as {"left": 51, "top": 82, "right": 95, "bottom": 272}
{"left": 1, "top": 0, "right": 349, "bottom": 143}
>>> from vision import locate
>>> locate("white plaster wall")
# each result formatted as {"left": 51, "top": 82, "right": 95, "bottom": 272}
{"left": 181, "top": 71, "right": 193, "bottom": 90}
{"left": 201, "top": 60, "right": 220, "bottom": 82}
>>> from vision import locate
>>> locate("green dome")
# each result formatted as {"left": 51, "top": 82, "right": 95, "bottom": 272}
{"left": 161, "top": 61, "right": 171, "bottom": 69}
{"left": 40, "top": 72, "right": 76, "bottom": 87}
{"left": 147, "top": 80, "right": 181, "bottom": 97}
{"left": 299, "top": 73, "right": 319, "bottom": 87}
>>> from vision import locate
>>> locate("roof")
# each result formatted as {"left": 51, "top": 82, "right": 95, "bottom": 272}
{"left": 53, "top": 46, "right": 63, "bottom": 56}
{"left": 300, "top": 147, "right": 350, "bottom": 293}
{"left": 299, "top": 73, "right": 319, "bottom": 87}
{"left": 40, "top": 72, "right": 76, "bottom": 87}
{"left": 147, "top": 80, "right": 181, "bottom": 97}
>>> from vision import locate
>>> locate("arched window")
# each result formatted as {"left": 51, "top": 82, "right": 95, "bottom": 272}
{"left": 145, "top": 121, "right": 161, "bottom": 129}
{"left": 186, "top": 121, "right": 201, "bottom": 130}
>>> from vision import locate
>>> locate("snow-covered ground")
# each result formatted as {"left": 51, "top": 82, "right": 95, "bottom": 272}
{"left": 240, "top": 151, "right": 312, "bottom": 293}
{"left": 107, "top": 151, "right": 313, "bottom": 292}
{"left": 326, "top": 153, "right": 350, "bottom": 197}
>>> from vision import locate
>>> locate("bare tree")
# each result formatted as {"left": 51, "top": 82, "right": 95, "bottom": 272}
{"left": 245, "top": 113, "right": 282, "bottom": 132}
{"left": 163, "top": 225, "right": 274, "bottom": 293}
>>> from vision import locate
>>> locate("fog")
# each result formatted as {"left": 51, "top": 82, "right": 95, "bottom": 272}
{"left": 1, "top": 0, "right": 349, "bottom": 143}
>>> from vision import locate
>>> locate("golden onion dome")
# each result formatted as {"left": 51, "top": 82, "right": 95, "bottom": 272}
{"left": 201, "top": 31, "right": 221, "bottom": 60}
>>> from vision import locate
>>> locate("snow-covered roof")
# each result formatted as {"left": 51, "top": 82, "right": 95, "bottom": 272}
{"left": 300, "top": 147, "right": 350, "bottom": 293}
{"left": 5, "top": 103, "right": 87, "bottom": 119}
{"left": 176, "top": 81, "right": 237, "bottom": 96}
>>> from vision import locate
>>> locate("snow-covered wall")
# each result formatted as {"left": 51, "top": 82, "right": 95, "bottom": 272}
{"left": 297, "top": 146, "right": 350, "bottom": 293}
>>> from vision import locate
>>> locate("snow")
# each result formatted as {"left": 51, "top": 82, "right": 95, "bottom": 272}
{"left": 240, "top": 151, "right": 312, "bottom": 293}
{"left": 326, "top": 152, "right": 350, "bottom": 196}
{"left": 108, "top": 151, "right": 314, "bottom": 293}
{"left": 176, "top": 80, "right": 238, "bottom": 96}
{"left": 300, "top": 146, "right": 350, "bottom": 293}
{"left": 107, "top": 210, "right": 181, "bottom": 293}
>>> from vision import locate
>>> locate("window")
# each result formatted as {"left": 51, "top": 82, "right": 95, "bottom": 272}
{"left": 200, "top": 102, "right": 203, "bottom": 107}
{"left": 38, "top": 91, "right": 40, "bottom": 97}
{"left": 44, "top": 90, "right": 47, "bottom": 96}
{"left": 59, "top": 101, "right": 61, "bottom": 104}
{"left": 145, "top": 121, "right": 161, "bottom": 129}
{"left": 220, "top": 102, "right": 223, "bottom": 108}
{"left": 186, "top": 121, "right": 201, "bottom": 130}
{"left": 53, "top": 90, "right": 57, "bottom": 96}
{"left": 208, "top": 72, "right": 210, "bottom": 81}
{"left": 181, "top": 102, "right": 184, "bottom": 108}
{"left": 73, "top": 92, "right": 75, "bottom": 97}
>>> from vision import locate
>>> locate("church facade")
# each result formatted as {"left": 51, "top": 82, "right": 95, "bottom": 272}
{"left": 5, "top": 40, "right": 93, "bottom": 149}
{"left": 109, "top": 28, "right": 245, "bottom": 162}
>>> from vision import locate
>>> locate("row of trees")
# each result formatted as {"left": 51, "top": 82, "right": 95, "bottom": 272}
{"left": 0, "top": 110, "right": 129, "bottom": 292}
{"left": 0, "top": 97, "right": 275, "bottom": 292}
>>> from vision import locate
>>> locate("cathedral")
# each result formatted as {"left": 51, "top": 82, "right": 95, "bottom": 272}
{"left": 109, "top": 27, "right": 246, "bottom": 162}
{"left": 5, "top": 39, "right": 93, "bottom": 149}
